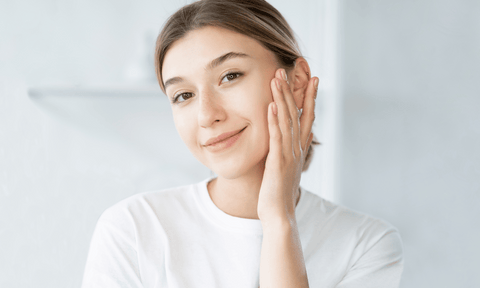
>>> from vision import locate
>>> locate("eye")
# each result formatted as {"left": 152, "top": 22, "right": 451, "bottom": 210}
{"left": 220, "top": 72, "right": 243, "bottom": 84}
{"left": 172, "top": 92, "right": 194, "bottom": 104}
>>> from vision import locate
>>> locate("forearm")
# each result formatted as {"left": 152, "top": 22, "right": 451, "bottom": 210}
{"left": 259, "top": 218, "right": 309, "bottom": 288}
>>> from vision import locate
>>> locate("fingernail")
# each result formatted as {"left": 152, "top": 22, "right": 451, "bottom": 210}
{"left": 276, "top": 78, "right": 281, "bottom": 90}
{"left": 272, "top": 102, "right": 277, "bottom": 115}
{"left": 314, "top": 78, "right": 319, "bottom": 91}
{"left": 281, "top": 69, "right": 288, "bottom": 81}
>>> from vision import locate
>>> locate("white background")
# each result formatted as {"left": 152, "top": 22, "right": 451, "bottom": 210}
{"left": 336, "top": 0, "right": 480, "bottom": 286}
{"left": 1, "top": 0, "right": 479, "bottom": 287}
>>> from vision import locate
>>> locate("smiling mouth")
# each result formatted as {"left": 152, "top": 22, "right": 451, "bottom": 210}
{"left": 204, "top": 126, "right": 247, "bottom": 147}
{"left": 203, "top": 126, "right": 247, "bottom": 152}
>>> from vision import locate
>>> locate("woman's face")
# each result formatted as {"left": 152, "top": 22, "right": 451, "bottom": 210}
{"left": 162, "top": 26, "right": 279, "bottom": 179}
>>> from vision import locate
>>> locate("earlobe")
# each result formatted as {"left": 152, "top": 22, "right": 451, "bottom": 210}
{"left": 289, "top": 57, "right": 311, "bottom": 109}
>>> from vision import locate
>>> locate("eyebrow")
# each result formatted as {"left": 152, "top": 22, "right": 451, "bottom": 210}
{"left": 163, "top": 51, "right": 250, "bottom": 90}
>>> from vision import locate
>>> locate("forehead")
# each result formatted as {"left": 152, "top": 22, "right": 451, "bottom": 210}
{"left": 162, "top": 26, "right": 277, "bottom": 80}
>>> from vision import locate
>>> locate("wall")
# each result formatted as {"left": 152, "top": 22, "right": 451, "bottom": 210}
{"left": 0, "top": 0, "right": 327, "bottom": 287}
{"left": 337, "top": 0, "right": 480, "bottom": 287}
{"left": 0, "top": 1, "right": 210, "bottom": 287}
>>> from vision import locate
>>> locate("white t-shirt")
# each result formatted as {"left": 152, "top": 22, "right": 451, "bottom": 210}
{"left": 82, "top": 177, "right": 403, "bottom": 288}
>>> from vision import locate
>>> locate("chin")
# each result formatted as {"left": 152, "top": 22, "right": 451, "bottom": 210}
{"left": 207, "top": 152, "right": 267, "bottom": 180}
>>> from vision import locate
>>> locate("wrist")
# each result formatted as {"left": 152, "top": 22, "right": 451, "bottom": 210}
{"left": 260, "top": 214, "right": 297, "bottom": 233}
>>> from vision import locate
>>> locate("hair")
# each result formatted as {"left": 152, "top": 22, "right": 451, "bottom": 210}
{"left": 154, "top": 0, "right": 320, "bottom": 171}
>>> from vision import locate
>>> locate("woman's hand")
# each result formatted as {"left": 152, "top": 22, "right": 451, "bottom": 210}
{"left": 257, "top": 68, "right": 318, "bottom": 226}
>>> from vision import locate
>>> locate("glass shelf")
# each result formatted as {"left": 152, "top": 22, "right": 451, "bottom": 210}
{"left": 28, "top": 84, "right": 164, "bottom": 98}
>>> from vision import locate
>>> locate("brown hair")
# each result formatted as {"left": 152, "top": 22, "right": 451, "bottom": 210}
{"left": 154, "top": 0, "right": 319, "bottom": 171}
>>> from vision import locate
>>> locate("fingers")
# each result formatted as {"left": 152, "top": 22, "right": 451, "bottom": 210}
{"left": 276, "top": 69, "right": 301, "bottom": 135}
{"left": 270, "top": 74, "right": 294, "bottom": 157}
{"left": 306, "top": 132, "right": 314, "bottom": 151}
{"left": 267, "top": 101, "right": 282, "bottom": 162}
{"left": 273, "top": 69, "right": 301, "bottom": 157}
{"left": 299, "top": 77, "right": 318, "bottom": 150}
{"left": 270, "top": 68, "right": 317, "bottom": 159}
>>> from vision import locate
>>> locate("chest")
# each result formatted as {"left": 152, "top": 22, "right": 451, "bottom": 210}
{"left": 140, "top": 226, "right": 263, "bottom": 288}
{"left": 138, "top": 227, "right": 350, "bottom": 288}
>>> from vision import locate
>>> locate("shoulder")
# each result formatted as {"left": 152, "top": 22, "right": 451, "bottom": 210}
{"left": 82, "top": 182, "right": 203, "bottom": 288}
{"left": 300, "top": 189, "right": 403, "bottom": 262}
{"left": 300, "top": 189, "right": 400, "bottom": 237}
{"left": 299, "top": 190, "right": 403, "bottom": 285}
{"left": 97, "top": 181, "right": 201, "bottom": 228}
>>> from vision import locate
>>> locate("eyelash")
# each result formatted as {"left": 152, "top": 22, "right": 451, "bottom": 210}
{"left": 171, "top": 71, "right": 244, "bottom": 104}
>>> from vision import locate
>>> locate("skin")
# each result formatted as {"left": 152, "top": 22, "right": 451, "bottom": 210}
{"left": 162, "top": 26, "right": 318, "bottom": 287}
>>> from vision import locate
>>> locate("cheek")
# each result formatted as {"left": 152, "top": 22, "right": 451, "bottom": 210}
{"left": 253, "top": 102, "right": 270, "bottom": 132}
{"left": 173, "top": 111, "right": 197, "bottom": 150}
{"left": 238, "top": 81, "right": 272, "bottom": 148}
{"left": 248, "top": 79, "right": 273, "bottom": 128}
{"left": 238, "top": 75, "right": 274, "bottom": 112}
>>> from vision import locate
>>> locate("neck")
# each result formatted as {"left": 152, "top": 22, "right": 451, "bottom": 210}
{"left": 207, "top": 161, "right": 301, "bottom": 220}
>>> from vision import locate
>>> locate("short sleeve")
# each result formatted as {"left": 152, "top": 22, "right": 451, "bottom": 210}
{"left": 81, "top": 207, "right": 143, "bottom": 288}
{"left": 336, "top": 227, "right": 404, "bottom": 288}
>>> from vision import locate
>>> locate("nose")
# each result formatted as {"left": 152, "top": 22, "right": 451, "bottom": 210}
{"left": 197, "top": 89, "right": 226, "bottom": 128}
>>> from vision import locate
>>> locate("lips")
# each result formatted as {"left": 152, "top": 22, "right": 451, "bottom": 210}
{"left": 204, "top": 127, "right": 247, "bottom": 146}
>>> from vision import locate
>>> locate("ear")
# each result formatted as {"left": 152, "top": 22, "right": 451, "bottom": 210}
{"left": 287, "top": 57, "right": 311, "bottom": 109}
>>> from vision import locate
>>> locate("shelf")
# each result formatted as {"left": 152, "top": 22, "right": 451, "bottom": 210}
{"left": 28, "top": 84, "right": 164, "bottom": 98}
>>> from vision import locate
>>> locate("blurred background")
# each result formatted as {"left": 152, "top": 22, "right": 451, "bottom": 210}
{"left": 1, "top": 0, "right": 479, "bottom": 287}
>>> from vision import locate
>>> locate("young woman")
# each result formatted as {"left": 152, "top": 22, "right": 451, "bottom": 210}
{"left": 82, "top": 1, "right": 403, "bottom": 287}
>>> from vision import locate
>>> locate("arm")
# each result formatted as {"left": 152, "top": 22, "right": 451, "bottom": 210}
{"left": 257, "top": 66, "right": 318, "bottom": 288}
{"left": 260, "top": 218, "right": 309, "bottom": 288}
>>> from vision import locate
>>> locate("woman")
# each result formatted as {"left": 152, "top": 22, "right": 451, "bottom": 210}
{"left": 82, "top": 0, "right": 403, "bottom": 287}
